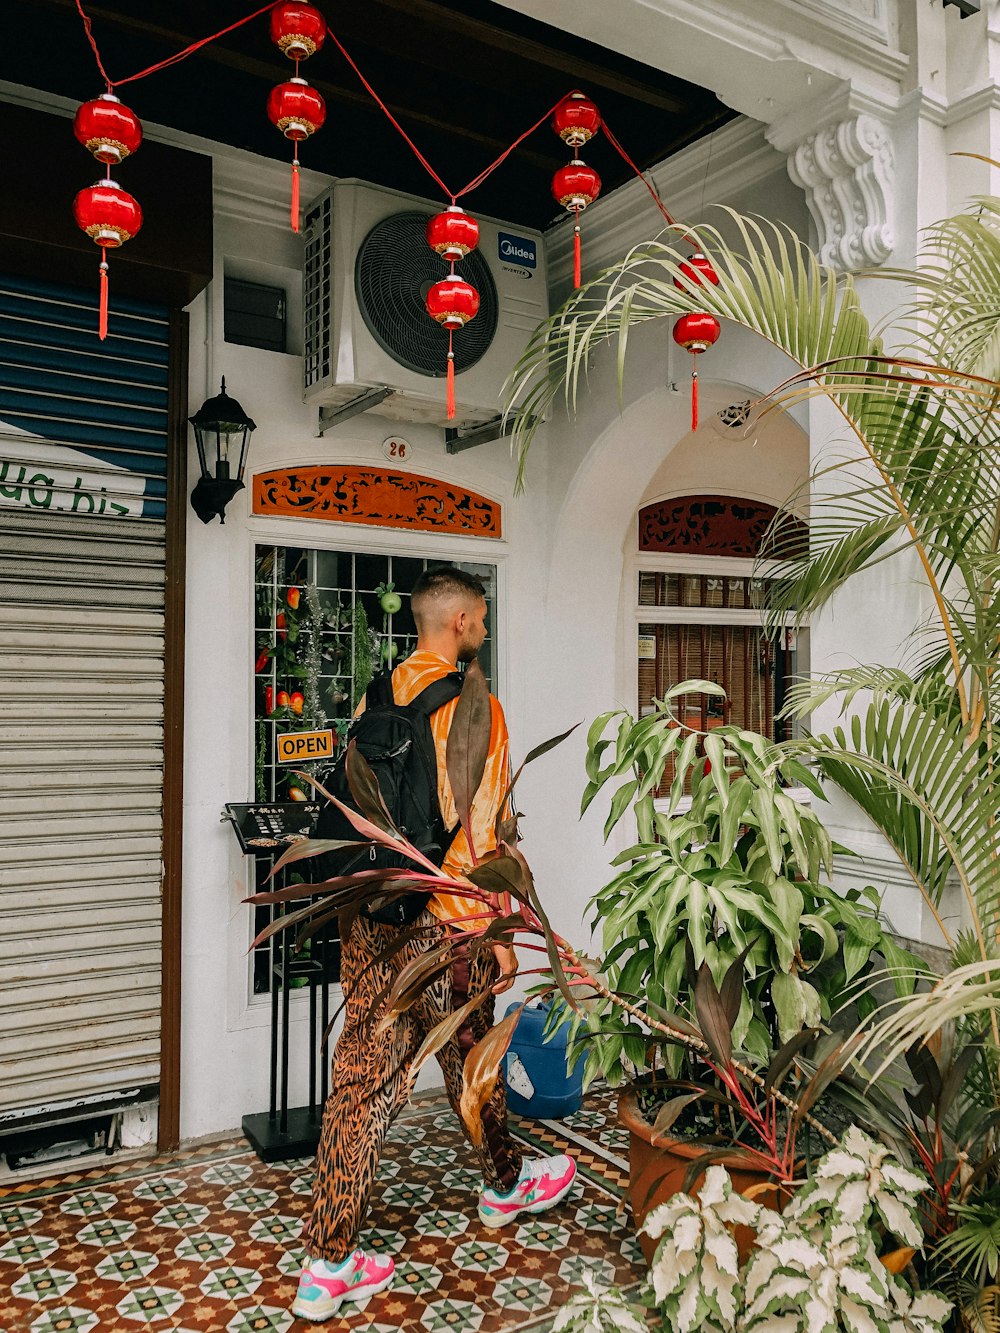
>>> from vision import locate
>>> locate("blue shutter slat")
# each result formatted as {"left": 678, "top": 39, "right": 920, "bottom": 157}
{"left": 0, "top": 277, "right": 171, "bottom": 517}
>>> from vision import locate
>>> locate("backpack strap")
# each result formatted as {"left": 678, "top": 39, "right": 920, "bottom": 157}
{"left": 365, "top": 668, "right": 395, "bottom": 709}
{"left": 410, "top": 672, "right": 465, "bottom": 858}
{"left": 409, "top": 672, "right": 464, "bottom": 716}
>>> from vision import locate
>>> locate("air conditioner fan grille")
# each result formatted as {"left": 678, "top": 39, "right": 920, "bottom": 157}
{"left": 354, "top": 211, "right": 499, "bottom": 378}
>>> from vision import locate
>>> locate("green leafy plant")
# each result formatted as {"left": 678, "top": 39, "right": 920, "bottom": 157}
{"left": 507, "top": 183, "right": 1000, "bottom": 1325}
{"left": 557, "top": 681, "right": 916, "bottom": 1090}
{"left": 553, "top": 1135, "right": 951, "bottom": 1333}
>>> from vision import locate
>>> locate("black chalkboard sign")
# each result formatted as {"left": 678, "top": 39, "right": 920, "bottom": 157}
{"left": 224, "top": 802, "right": 320, "bottom": 857}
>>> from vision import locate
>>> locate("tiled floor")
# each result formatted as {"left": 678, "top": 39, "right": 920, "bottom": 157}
{"left": 0, "top": 1090, "right": 642, "bottom": 1332}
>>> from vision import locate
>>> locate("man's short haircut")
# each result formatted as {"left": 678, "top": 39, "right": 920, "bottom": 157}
{"left": 411, "top": 566, "right": 486, "bottom": 616}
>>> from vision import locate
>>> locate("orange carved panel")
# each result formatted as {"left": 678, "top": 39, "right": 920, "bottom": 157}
{"left": 252, "top": 466, "right": 502, "bottom": 538}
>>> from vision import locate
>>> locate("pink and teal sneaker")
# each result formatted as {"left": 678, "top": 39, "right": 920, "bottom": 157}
{"left": 478, "top": 1153, "right": 577, "bottom": 1228}
{"left": 291, "top": 1249, "right": 395, "bottom": 1322}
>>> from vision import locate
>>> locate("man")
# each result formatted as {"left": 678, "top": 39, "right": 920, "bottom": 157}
{"left": 293, "top": 567, "right": 577, "bottom": 1323}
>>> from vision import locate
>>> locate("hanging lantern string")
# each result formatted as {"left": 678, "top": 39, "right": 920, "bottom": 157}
{"left": 454, "top": 96, "right": 567, "bottom": 199}
{"left": 74, "top": 0, "right": 114, "bottom": 91}
{"left": 73, "top": 0, "right": 686, "bottom": 231}
{"left": 320, "top": 21, "right": 453, "bottom": 199}
{"left": 74, "top": 0, "right": 281, "bottom": 90}
{"left": 603, "top": 120, "right": 677, "bottom": 228}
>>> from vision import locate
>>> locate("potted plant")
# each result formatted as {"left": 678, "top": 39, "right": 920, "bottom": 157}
{"left": 506, "top": 183, "right": 1000, "bottom": 1326}
{"left": 552, "top": 1131, "right": 952, "bottom": 1333}
{"left": 549, "top": 680, "right": 919, "bottom": 1254}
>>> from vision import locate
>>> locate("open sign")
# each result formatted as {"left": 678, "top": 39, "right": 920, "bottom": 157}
{"left": 276, "top": 730, "right": 335, "bottom": 763}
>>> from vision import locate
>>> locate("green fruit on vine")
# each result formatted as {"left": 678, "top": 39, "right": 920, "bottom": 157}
{"left": 382, "top": 640, "right": 399, "bottom": 661}
{"left": 380, "top": 591, "right": 402, "bottom": 615}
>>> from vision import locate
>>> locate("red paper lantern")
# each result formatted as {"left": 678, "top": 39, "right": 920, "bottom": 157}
{"left": 553, "top": 161, "right": 601, "bottom": 289}
{"left": 552, "top": 160, "right": 601, "bottom": 211}
{"left": 73, "top": 179, "right": 143, "bottom": 341}
{"left": 426, "top": 277, "right": 479, "bottom": 422}
{"left": 73, "top": 94, "right": 142, "bottom": 165}
{"left": 267, "top": 77, "right": 327, "bottom": 233}
{"left": 269, "top": 2, "right": 327, "bottom": 60}
{"left": 672, "top": 312, "right": 721, "bottom": 432}
{"left": 267, "top": 77, "right": 326, "bottom": 140}
{"left": 425, "top": 277, "right": 479, "bottom": 329}
{"left": 427, "top": 206, "right": 479, "bottom": 262}
{"left": 552, "top": 91, "right": 601, "bottom": 148}
{"left": 672, "top": 312, "right": 721, "bottom": 353}
{"left": 676, "top": 251, "right": 719, "bottom": 289}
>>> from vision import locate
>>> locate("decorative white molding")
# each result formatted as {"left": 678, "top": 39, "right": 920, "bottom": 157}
{"left": 783, "top": 114, "right": 895, "bottom": 271}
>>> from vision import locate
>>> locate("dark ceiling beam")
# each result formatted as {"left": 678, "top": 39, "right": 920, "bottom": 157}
{"left": 34, "top": 0, "right": 558, "bottom": 171}
{"left": 359, "top": 0, "right": 699, "bottom": 115}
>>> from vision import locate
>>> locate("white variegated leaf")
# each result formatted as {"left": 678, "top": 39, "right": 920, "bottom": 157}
{"left": 876, "top": 1192, "right": 923, "bottom": 1247}
{"left": 744, "top": 1272, "right": 811, "bottom": 1319}
{"left": 676, "top": 1274, "right": 701, "bottom": 1332}
{"left": 815, "top": 1149, "right": 860, "bottom": 1179}
{"left": 907, "top": 1291, "right": 952, "bottom": 1322}
{"left": 698, "top": 1166, "right": 731, "bottom": 1208}
{"left": 882, "top": 1162, "right": 929, "bottom": 1197}
{"left": 839, "top": 1294, "right": 883, "bottom": 1333}
{"left": 773, "top": 1234, "right": 824, "bottom": 1271}
{"left": 673, "top": 1212, "right": 702, "bottom": 1254}
{"left": 841, "top": 1262, "right": 889, "bottom": 1305}
{"left": 833, "top": 1178, "right": 869, "bottom": 1225}
{"left": 704, "top": 1226, "right": 740, "bottom": 1277}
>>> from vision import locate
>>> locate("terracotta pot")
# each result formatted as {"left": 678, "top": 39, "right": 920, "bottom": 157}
{"left": 618, "top": 1088, "right": 784, "bottom": 1265}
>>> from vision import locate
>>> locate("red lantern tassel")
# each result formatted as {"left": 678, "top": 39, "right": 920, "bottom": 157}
{"left": 573, "top": 214, "right": 582, "bottom": 288}
{"left": 98, "top": 252, "right": 109, "bottom": 341}
{"left": 446, "top": 331, "right": 456, "bottom": 420}
{"left": 691, "top": 358, "right": 699, "bottom": 432}
{"left": 290, "top": 151, "right": 301, "bottom": 233}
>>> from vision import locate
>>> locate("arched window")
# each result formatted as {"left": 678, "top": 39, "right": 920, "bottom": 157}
{"left": 635, "top": 495, "right": 807, "bottom": 772}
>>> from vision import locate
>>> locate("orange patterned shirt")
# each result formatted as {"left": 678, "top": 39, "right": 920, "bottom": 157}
{"left": 370, "top": 651, "right": 510, "bottom": 930}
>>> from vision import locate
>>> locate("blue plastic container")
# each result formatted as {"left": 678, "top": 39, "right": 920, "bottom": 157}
{"left": 503, "top": 1001, "right": 584, "bottom": 1119}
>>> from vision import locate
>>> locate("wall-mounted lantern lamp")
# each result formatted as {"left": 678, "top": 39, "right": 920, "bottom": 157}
{"left": 189, "top": 377, "right": 256, "bottom": 523}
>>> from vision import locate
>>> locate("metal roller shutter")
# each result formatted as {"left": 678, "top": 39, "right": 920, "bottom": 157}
{"left": 0, "top": 274, "right": 171, "bottom": 1119}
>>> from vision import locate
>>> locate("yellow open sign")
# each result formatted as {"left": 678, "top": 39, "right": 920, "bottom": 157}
{"left": 276, "top": 730, "right": 335, "bottom": 764}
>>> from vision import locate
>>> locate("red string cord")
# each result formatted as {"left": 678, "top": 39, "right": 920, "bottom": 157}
{"left": 74, "top": 0, "right": 114, "bottom": 91}
{"left": 322, "top": 22, "right": 454, "bottom": 199}
{"left": 75, "top": 0, "right": 280, "bottom": 90}
{"left": 454, "top": 97, "right": 565, "bottom": 199}
{"left": 603, "top": 120, "right": 676, "bottom": 226}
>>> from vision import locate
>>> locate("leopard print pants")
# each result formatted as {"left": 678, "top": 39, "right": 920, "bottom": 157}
{"left": 303, "top": 909, "right": 524, "bottom": 1262}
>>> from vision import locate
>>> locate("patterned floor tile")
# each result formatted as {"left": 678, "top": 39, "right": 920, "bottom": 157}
{"left": 0, "top": 1088, "right": 643, "bottom": 1333}
{"left": 132, "top": 1176, "right": 187, "bottom": 1202}
{"left": 174, "top": 1230, "right": 236, "bottom": 1261}
{"left": 0, "top": 1204, "right": 43, "bottom": 1233}
{"left": 29, "top": 1305, "right": 99, "bottom": 1332}
{"left": 414, "top": 1209, "right": 470, "bottom": 1239}
{"left": 201, "top": 1162, "right": 254, "bottom": 1187}
{"left": 559, "top": 1253, "right": 616, "bottom": 1288}
{"left": 11, "top": 1266, "right": 77, "bottom": 1302}
{"left": 421, "top": 1296, "right": 486, "bottom": 1331}
{"left": 248, "top": 1213, "right": 303, "bottom": 1245}
{"left": 93, "top": 1249, "right": 159, "bottom": 1282}
{"left": 115, "top": 1284, "right": 185, "bottom": 1322}
{"left": 222, "top": 1187, "right": 279, "bottom": 1213}
{"left": 58, "top": 1190, "right": 118, "bottom": 1218}
{"left": 199, "top": 1265, "right": 264, "bottom": 1299}
{"left": 451, "top": 1238, "right": 509, "bottom": 1273}
{"left": 492, "top": 1274, "right": 553, "bottom": 1313}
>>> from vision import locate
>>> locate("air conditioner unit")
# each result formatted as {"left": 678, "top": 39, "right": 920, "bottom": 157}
{"left": 303, "top": 180, "right": 548, "bottom": 431}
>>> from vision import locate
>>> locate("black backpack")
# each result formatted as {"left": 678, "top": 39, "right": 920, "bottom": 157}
{"left": 314, "top": 668, "right": 464, "bottom": 925}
